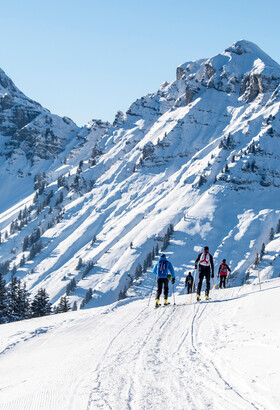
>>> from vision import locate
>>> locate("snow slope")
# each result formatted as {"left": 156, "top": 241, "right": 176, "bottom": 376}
{"left": 0, "top": 39, "right": 280, "bottom": 310}
{"left": 0, "top": 278, "right": 279, "bottom": 409}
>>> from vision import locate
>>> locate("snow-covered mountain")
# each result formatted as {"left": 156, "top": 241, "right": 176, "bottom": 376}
{"left": 0, "top": 39, "right": 280, "bottom": 310}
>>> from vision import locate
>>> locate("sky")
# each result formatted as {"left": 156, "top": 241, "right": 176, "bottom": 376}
{"left": 1, "top": 0, "right": 280, "bottom": 126}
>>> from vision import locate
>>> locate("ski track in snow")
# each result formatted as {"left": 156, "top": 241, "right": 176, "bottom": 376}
{"left": 0, "top": 281, "right": 279, "bottom": 409}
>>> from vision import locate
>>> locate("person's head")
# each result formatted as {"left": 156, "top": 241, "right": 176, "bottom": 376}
{"left": 204, "top": 246, "right": 209, "bottom": 252}
{"left": 223, "top": 259, "right": 226, "bottom": 263}
{"left": 160, "top": 254, "right": 166, "bottom": 259}
{"left": 188, "top": 272, "right": 192, "bottom": 275}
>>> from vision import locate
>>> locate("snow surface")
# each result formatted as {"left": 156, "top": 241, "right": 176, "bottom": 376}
{"left": 0, "top": 278, "right": 279, "bottom": 409}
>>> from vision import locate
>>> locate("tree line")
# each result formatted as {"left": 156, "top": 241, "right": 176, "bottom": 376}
{"left": 0, "top": 275, "right": 73, "bottom": 324}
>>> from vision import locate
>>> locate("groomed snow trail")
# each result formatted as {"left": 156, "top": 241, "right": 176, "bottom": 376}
{"left": 0, "top": 280, "right": 279, "bottom": 409}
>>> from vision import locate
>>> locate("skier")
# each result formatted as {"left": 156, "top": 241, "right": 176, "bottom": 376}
{"left": 185, "top": 272, "right": 194, "bottom": 294}
{"left": 153, "top": 254, "right": 175, "bottom": 307}
{"left": 194, "top": 246, "right": 214, "bottom": 301}
{"left": 217, "top": 259, "right": 231, "bottom": 289}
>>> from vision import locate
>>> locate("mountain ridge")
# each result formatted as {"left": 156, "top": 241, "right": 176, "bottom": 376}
{"left": 0, "top": 39, "right": 279, "bottom": 310}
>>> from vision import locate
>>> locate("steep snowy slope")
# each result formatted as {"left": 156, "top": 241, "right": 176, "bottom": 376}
{"left": 0, "top": 279, "right": 279, "bottom": 409}
{"left": 0, "top": 67, "right": 112, "bottom": 213}
{"left": 0, "top": 40, "right": 280, "bottom": 310}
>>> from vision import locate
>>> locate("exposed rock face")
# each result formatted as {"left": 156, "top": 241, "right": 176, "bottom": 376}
{"left": 175, "top": 40, "right": 280, "bottom": 103}
{"left": 0, "top": 67, "right": 80, "bottom": 161}
{"left": 185, "top": 85, "right": 194, "bottom": 105}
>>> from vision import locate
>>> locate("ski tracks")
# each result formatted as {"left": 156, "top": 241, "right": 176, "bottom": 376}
{"left": 86, "top": 305, "right": 151, "bottom": 409}
{"left": 189, "top": 300, "right": 260, "bottom": 409}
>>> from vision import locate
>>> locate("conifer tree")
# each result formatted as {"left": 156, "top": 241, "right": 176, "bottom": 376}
{"left": 31, "top": 288, "right": 52, "bottom": 317}
{"left": 80, "top": 288, "right": 93, "bottom": 308}
{"left": 6, "top": 277, "right": 21, "bottom": 322}
{"left": 76, "top": 258, "right": 83, "bottom": 270}
{"left": 134, "top": 263, "right": 143, "bottom": 279}
{"left": 155, "top": 243, "right": 159, "bottom": 256}
{"left": 260, "top": 243, "right": 265, "bottom": 261}
{"left": 17, "top": 281, "right": 31, "bottom": 320}
{"left": 276, "top": 219, "right": 280, "bottom": 234}
{"left": 66, "top": 278, "right": 77, "bottom": 295}
{"left": 0, "top": 273, "right": 7, "bottom": 324}
{"left": 57, "top": 296, "right": 71, "bottom": 313}
{"left": 269, "top": 227, "right": 274, "bottom": 241}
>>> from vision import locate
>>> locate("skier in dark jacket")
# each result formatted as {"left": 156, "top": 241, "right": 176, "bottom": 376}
{"left": 153, "top": 254, "right": 175, "bottom": 307}
{"left": 218, "top": 259, "right": 231, "bottom": 289}
{"left": 185, "top": 272, "right": 194, "bottom": 294}
{"left": 195, "top": 246, "right": 214, "bottom": 301}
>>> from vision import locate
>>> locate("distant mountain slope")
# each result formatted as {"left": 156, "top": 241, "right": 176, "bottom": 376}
{"left": 0, "top": 40, "right": 280, "bottom": 309}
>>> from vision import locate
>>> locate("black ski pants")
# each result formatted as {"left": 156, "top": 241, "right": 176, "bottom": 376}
{"left": 187, "top": 283, "right": 193, "bottom": 294}
{"left": 197, "top": 266, "right": 211, "bottom": 297}
{"left": 156, "top": 278, "right": 169, "bottom": 300}
{"left": 219, "top": 275, "right": 227, "bottom": 289}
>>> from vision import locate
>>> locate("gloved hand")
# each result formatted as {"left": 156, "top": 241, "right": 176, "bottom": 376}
{"left": 194, "top": 265, "right": 197, "bottom": 270}
{"left": 211, "top": 274, "right": 214, "bottom": 279}
{"left": 172, "top": 278, "right": 175, "bottom": 284}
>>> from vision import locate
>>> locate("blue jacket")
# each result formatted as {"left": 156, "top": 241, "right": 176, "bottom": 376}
{"left": 153, "top": 256, "right": 175, "bottom": 279}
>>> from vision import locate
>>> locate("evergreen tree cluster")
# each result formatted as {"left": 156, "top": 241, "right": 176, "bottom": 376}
{"left": 55, "top": 191, "right": 64, "bottom": 206}
{"left": 9, "top": 206, "right": 31, "bottom": 235}
{"left": 80, "top": 288, "right": 93, "bottom": 308}
{"left": 22, "top": 228, "right": 41, "bottom": 252}
{"left": 0, "top": 275, "right": 52, "bottom": 324}
{"left": 161, "top": 224, "right": 174, "bottom": 252}
{"left": 118, "top": 242, "right": 160, "bottom": 301}
{"left": 57, "top": 296, "right": 71, "bottom": 313}
{"left": 66, "top": 278, "right": 77, "bottom": 295}
{"left": 81, "top": 261, "right": 94, "bottom": 279}
{"left": 219, "top": 134, "right": 235, "bottom": 150}
{"left": 34, "top": 172, "right": 46, "bottom": 194}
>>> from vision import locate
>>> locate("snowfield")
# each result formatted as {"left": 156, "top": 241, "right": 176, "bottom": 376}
{"left": 0, "top": 278, "right": 279, "bottom": 410}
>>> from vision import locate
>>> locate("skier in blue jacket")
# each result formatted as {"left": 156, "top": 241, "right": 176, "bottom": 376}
{"left": 153, "top": 254, "right": 175, "bottom": 307}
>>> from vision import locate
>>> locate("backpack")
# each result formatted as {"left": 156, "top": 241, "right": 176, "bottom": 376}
{"left": 220, "top": 263, "right": 227, "bottom": 273}
{"left": 199, "top": 252, "right": 210, "bottom": 266}
{"left": 158, "top": 260, "right": 168, "bottom": 275}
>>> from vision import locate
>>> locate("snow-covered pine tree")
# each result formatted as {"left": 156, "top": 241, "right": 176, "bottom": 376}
{"left": 134, "top": 263, "right": 143, "bottom": 279}
{"left": 29, "top": 240, "right": 43, "bottom": 260}
{"left": 6, "top": 277, "right": 28, "bottom": 322}
{"left": 80, "top": 288, "right": 93, "bottom": 308}
{"left": 31, "top": 288, "right": 52, "bottom": 317}
{"left": 66, "top": 278, "right": 77, "bottom": 295}
{"left": 57, "top": 296, "right": 71, "bottom": 313}
{"left": 276, "top": 219, "right": 280, "bottom": 234}
{"left": 269, "top": 227, "right": 274, "bottom": 241}
{"left": 17, "top": 281, "right": 31, "bottom": 320}
{"left": 260, "top": 243, "right": 266, "bottom": 260}
{"left": 0, "top": 273, "right": 7, "bottom": 324}
{"left": 76, "top": 258, "right": 83, "bottom": 270}
{"left": 155, "top": 243, "right": 159, "bottom": 255}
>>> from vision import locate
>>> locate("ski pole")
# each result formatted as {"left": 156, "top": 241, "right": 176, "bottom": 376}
{"left": 172, "top": 283, "right": 176, "bottom": 305}
{"left": 255, "top": 246, "right": 261, "bottom": 290}
{"left": 212, "top": 277, "right": 216, "bottom": 289}
{"left": 148, "top": 275, "right": 156, "bottom": 307}
{"left": 190, "top": 267, "right": 197, "bottom": 303}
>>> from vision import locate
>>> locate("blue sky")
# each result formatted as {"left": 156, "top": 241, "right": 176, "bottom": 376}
{"left": 1, "top": 0, "right": 280, "bottom": 126}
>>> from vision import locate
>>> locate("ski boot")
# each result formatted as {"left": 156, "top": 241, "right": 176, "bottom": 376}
{"left": 164, "top": 299, "right": 169, "bottom": 306}
{"left": 155, "top": 299, "right": 160, "bottom": 308}
{"left": 196, "top": 294, "right": 200, "bottom": 302}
